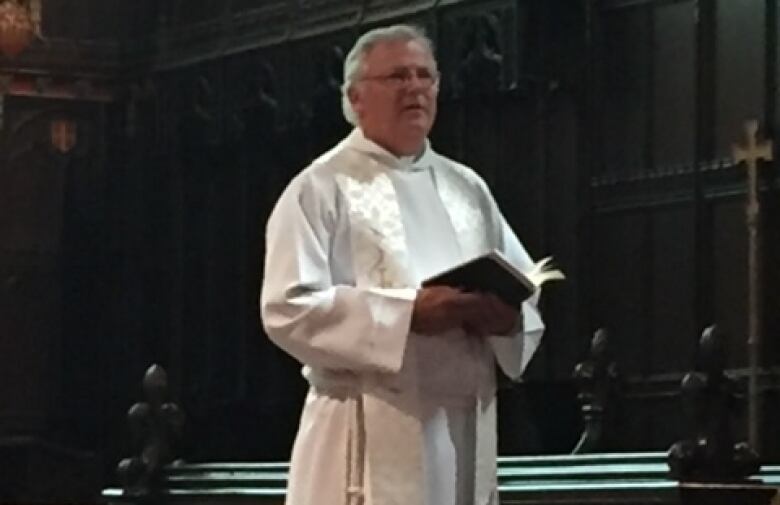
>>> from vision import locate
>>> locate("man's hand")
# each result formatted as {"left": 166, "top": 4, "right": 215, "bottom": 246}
{"left": 462, "top": 293, "right": 520, "bottom": 337}
{"left": 411, "top": 286, "right": 477, "bottom": 335}
{"left": 411, "top": 287, "right": 521, "bottom": 337}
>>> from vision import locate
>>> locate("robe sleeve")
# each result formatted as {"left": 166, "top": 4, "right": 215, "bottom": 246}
{"left": 481, "top": 186, "right": 546, "bottom": 380}
{"left": 260, "top": 170, "right": 416, "bottom": 374}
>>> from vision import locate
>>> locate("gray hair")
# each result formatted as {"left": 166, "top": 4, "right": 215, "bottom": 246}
{"left": 340, "top": 24, "right": 436, "bottom": 126}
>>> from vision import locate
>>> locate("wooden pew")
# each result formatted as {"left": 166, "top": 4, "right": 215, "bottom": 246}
{"left": 102, "top": 452, "right": 780, "bottom": 505}
{"left": 107, "top": 329, "right": 777, "bottom": 505}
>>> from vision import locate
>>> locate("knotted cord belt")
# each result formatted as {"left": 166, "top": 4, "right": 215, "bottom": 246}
{"left": 346, "top": 394, "right": 365, "bottom": 505}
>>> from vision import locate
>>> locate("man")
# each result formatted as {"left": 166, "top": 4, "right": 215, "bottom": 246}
{"left": 261, "top": 24, "right": 546, "bottom": 505}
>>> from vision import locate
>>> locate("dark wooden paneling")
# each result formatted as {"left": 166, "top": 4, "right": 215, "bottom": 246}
{"left": 286, "top": 33, "right": 353, "bottom": 150}
{"left": 41, "top": 0, "right": 140, "bottom": 40}
{"left": 0, "top": 95, "right": 112, "bottom": 451}
{"left": 437, "top": 0, "right": 518, "bottom": 97}
{"left": 651, "top": 206, "right": 697, "bottom": 374}
{"left": 498, "top": 382, "right": 580, "bottom": 455}
{"left": 653, "top": 1, "right": 696, "bottom": 167}
{"left": 601, "top": 5, "right": 652, "bottom": 176}
{"left": 536, "top": 95, "right": 582, "bottom": 379}
{"left": 233, "top": 0, "right": 277, "bottom": 11}
{"left": 711, "top": 198, "right": 749, "bottom": 367}
{"left": 175, "top": 0, "right": 224, "bottom": 26}
{"left": 591, "top": 212, "right": 650, "bottom": 375}
{"left": 765, "top": 192, "right": 780, "bottom": 368}
{"left": 715, "top": 0, "right": 766, "bottom": 158}
{"left": 0, "top": 99, "right": 64, "bottom": 437}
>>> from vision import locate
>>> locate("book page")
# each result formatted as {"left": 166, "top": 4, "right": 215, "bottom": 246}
{"left": 526, "top": 256, "right": 565, "bottom": 287}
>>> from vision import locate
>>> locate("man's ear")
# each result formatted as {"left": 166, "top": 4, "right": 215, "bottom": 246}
{"left": 347, "top": 86, "right": 361, "bottom": 114}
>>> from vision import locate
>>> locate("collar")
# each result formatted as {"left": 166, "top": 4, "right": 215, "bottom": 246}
{"left": 345, "top": 128, "right": 434, "bottom": 172}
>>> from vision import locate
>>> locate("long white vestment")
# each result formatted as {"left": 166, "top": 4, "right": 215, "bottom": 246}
{"left": 261, "top": 128, "right": 545, "bottom": 505}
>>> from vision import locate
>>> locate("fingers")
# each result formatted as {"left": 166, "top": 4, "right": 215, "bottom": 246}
{"left": 463, "top": 293, "right": 519, "bottom": 337}
{"left": 485, "top": 294, "right": 520, "bottom": 335}
{"left": 411, "top": 288, "right": 521, "bottom": 337}
{"left": 411, "top": 286, "right": 471, "bottom": 335}
{"left": 458, "top": 294, "right": 494, "bottom": 336}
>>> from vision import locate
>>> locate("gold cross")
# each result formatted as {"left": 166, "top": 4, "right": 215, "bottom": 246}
{"left": 730, "top": 118, "right": 773, "bottom": 450}
{"left": 733, "top": 119, "right": 773, "bottom": 168}
{"left": 732, "top": 119, "right": 773, "bottom": 224}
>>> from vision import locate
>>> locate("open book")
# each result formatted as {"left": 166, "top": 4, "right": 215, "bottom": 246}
{"left": 422, "top": 250, "right": 565, "bottom": 309}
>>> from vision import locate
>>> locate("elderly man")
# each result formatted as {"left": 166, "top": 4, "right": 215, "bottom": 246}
{"left": 261, "top": 24, "right": 546, "bottom": 505}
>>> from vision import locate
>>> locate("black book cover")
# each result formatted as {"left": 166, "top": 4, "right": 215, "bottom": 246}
{"left": 421, "top": 251, "right": 536, "bottom": 310}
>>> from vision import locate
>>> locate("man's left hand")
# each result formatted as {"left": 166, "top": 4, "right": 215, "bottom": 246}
{"left": 462, "top": 293, "right": 521, "bottom": 337}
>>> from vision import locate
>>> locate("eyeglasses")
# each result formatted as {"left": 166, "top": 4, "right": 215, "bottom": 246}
{"left": 359, "top": 66, "right": 440, "bottom": 89}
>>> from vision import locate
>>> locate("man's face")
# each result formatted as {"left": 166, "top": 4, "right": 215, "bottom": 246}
{"left": 349, "top": 38, "right": 439, "bottom": 156}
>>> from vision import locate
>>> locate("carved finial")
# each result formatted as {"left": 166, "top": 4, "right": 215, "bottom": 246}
{"left": 667, "top": 325, "right": 760, "bottom": 481}
{"left": 117, "top": 364, "right": 185, "bottom": 496}
{"left": 572, "top": 328, "right": 620, "bottom": 453}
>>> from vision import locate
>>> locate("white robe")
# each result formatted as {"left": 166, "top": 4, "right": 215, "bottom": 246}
{"left": 261, "top": 128, "right": 545, "bottom": 505}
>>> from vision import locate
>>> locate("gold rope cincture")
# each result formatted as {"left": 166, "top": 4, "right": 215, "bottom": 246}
{"left": 346, "top": 393, "right": 365, "bottom": 505}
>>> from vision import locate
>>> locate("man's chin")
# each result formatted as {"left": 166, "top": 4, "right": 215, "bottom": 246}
{"left": 400, "top": 115, "right": 432, "bottom": 133}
